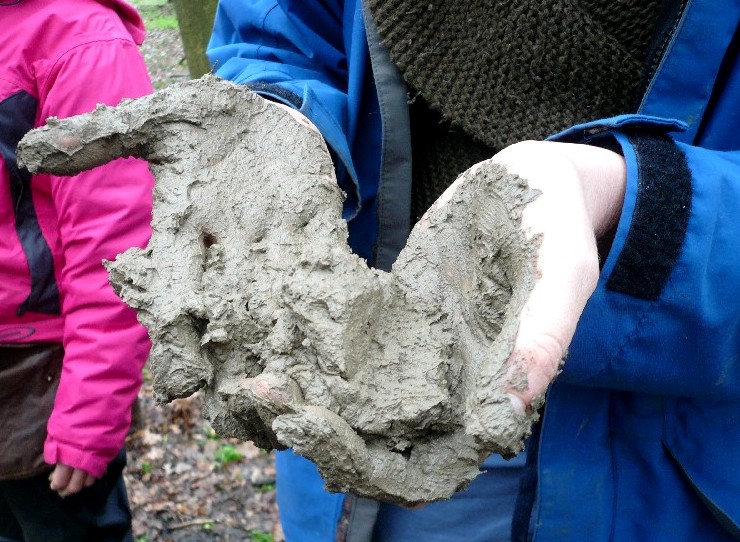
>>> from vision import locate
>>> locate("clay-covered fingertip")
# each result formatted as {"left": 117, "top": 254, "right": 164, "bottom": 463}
{"left": 507, "top": 392, "right": 527, "bottom": 416}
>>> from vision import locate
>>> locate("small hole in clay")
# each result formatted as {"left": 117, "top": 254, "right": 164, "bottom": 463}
{"left": 400, "top": 446, "right": 413, "bottom": 460}
{"left": 202, "top": 233, "right": 218, "bottom": 248}
{"left": 190, "top": 315, "right": 209, "bottom": 335}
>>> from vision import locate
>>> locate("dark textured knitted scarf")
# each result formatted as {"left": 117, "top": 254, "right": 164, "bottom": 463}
{"left": 366, "top": 0, "right": 662, "bottom": 219}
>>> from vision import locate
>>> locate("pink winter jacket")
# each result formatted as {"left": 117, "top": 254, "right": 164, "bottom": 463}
{"left": 0, "top": 0, "right": 154, "bottom": 477}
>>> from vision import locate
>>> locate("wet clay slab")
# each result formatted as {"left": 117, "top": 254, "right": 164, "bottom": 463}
{"left": 18, "top": 76, "right": 539, "bottom": 504}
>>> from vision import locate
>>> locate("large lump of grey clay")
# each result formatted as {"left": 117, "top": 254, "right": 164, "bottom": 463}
{"left": 18, "top": 76, "right": 539, "bottom": 504}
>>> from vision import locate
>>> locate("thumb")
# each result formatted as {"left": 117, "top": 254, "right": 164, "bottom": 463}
{"left": 493, "top": 144, "right": 605, "bottom": 410}
{"left": 503, "top": 205, "right": 600, "bottom": 410}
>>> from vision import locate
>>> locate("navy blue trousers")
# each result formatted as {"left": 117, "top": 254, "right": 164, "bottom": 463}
{"left": 0, "top": 449, "right": 132, "bottom": 542}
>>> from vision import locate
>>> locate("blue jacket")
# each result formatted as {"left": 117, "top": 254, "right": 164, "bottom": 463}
{"left": 209, "top": 1, "right": 740, "bottom": 540}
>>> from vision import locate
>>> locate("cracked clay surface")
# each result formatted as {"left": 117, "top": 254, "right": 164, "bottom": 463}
{"left": 18, "top": 76, "right": 540, "bottom": 504}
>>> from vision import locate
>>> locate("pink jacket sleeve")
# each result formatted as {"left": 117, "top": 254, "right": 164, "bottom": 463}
{"left": 38, "top": 38, "right": 154, "bottom": 477}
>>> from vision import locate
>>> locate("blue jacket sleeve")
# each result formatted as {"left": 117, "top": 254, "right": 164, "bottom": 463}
{"left": 207, "top": 0, "right": 362, "bottom": 218}
{"left": 551, "top": 116, "right": 740, "bottom": 400}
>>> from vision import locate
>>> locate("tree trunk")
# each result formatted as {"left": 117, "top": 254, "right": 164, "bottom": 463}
{"left": 172, "top": 0, "right": 219, "bottom": 78}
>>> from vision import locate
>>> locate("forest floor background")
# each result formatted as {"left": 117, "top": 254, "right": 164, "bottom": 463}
{"left": 126, "top": 2, "right": 283, "bottom": 541}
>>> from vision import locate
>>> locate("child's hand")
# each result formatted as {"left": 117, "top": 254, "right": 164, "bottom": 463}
{"left": 49, "top": 463, "right": 95, "bottom": 498}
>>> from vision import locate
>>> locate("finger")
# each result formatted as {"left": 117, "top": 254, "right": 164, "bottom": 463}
{"left": 505, "top": 248, "right": 599, "bottom": 405}
{"left": 272, "top": 406, "right": 371, "bottom": 487}
{"left": 16, "top": 81, "right": 200, "bottom": 175}
{"left": 493, "top": 143, "right": 603, "bottom": 407}
{"left": 17, "top": 106, "right": 144, "bottom": 175}
{"left": 84, "top": 474, "right": 96, "bottom": 488}
{"left": 503, "top": 227, "right": 599, "bottom": 408}
{"left": 272, "top": 406, "right": 371, "bottom": 473}
{"left": 242, "top": 371, "right": 301, "bottom": 416}
{"left": 273, "top": 407, "right": 481, "bottom": 504}
{"left": 49, "top": 464, "right": 73, "bottom": 493}
{"left": 212, "top": 371, "right": 303, "bottom": 450}
{"left": 59, "top": 469, "right": 90, "bottom": 497}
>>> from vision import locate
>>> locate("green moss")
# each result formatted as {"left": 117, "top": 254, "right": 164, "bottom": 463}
{"left": 214, "top": 444, "right": 245, "bottom": 466}
{"left": 250, "top": 531, "right": 274, "bottom": 542}
{"left": 128, "top": 0, "right": 179, "bottom": 31}
{"left": 150, "top": 16, "right": 179, "bottom": 30}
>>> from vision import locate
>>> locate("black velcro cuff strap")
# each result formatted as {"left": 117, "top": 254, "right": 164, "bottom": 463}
{"left": 245, "top": 82, "right": 303, "bottom": 110}
{"left": 606, "top": 132, "right": 692, "bottom": 300}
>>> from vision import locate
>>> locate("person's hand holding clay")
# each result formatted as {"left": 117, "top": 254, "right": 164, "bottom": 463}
{"left": 17, "top": 77, "right": 616, "bottom": 505}
{"left": 488, "top": 142, "right": 627, "bottom": 413}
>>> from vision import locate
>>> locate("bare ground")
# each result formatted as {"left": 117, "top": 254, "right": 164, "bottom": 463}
{"left": 126, "top": 387, "right": 281, "bottom": 542}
